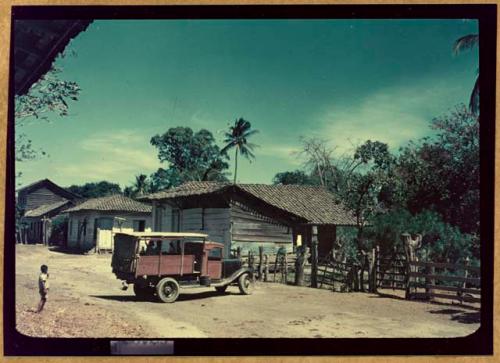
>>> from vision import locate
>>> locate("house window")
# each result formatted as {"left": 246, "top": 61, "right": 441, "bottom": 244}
{"left": 69, "top": 220, "right": 73, "bottom": 236}
{"left": 98, "top": 217, "right": 114, "bottom": 230}
{"left": 171, "top": 209, "right": 180, "bottom": 232}
{"left": 133, "top": 220, "right": 146, "bottom": 232}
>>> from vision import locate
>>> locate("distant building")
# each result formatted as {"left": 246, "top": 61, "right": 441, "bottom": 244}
{"left": 141, "top": 181, "right": 357, "bottom": 258}
{"left": 17, "top": 178, "right": 80, "bottom": 244}
{"left": 65, "top": 194, "right": 152, "bottom": 252}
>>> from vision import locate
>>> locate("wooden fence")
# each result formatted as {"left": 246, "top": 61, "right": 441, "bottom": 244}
{"left": 238, "top": 245, "right": 481, "bottom": 307}
{"left": 376, "top": 247, "right": 407, "bottom": 291}
{"left": 240, "top": 249, "right": 298, "bottom": 284}
{"left": 407, "top": 259, "right": 481, "bottom": 304}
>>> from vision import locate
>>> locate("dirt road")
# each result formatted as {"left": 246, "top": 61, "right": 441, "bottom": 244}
{"left": 15, "top": 245, "right": 479, "bottom": 338}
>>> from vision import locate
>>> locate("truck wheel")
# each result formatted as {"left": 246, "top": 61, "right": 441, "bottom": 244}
{"left": 238, "top": 273, "right": 254, "bottom": 295}
{"left": 215, "top": 285, "right": 228, "bottom": 293}
{"left": 156, "top": 277, "right": 180, "bottom": 303}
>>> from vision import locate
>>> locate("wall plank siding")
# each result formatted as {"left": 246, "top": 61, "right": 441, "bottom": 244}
{"left": 230, "top": 204, "right": 293, "bottom": 254}
{"left": 24, "top": 187, "right": 68, "bottom": 211}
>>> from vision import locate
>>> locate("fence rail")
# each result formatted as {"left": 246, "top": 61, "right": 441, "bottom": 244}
{"left": 239, "top": 244, "right": 481, "bottom": 307}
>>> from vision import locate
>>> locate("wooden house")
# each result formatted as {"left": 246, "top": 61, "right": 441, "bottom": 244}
{"left": 17, "top": 178, "right": 80, "bottom": 244}
{"left": 141, "top": 181, "right": 357, "bottom": 258}
{"left": 65, "top": 194, "right": 152, "bottom": 252}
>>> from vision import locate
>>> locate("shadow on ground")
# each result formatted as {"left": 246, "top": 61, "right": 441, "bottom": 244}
{"left": 370, "top": 292, "right": 480, "bottom": 316}
{"left": 48, "top": 246, "right": 87, "bottom": 255}
{"left": 90, "top": 290, "right": 242, "bottom": 303}
{"left": 429, "top": 309, "right": 481, "bottom": 324}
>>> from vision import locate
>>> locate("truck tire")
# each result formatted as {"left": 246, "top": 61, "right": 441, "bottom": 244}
{"left": 238, "top": 273, "right": 254, "bottom": 295}
{"left": 156, "top": 277, "right": 180, "bottom": 303}
{"left": 215, "top": 285, "right": 228, "bottom": 293}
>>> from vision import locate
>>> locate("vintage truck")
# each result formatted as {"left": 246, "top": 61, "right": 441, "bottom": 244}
{"left": 111, "top": 232, "right": 254, "bottom": 303}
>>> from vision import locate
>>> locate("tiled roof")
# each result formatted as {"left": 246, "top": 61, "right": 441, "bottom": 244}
{"left": 65, "top": 195, "right": 151, "bottom": 213}
{"left": 237, "top": 184, "right": 356, "bottom": 225}
{"left": 143, "top": 181, "right": 356, "bottom": 226}
{"left": 144, "top": 181, "right": 227, "bottom": 200}
{"left": 24, "top": 200, "right": 71, "bottom": 217}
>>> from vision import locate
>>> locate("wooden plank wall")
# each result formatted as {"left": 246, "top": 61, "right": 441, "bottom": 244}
{"left": 230, "top": 203, "right": 293, "bottom": 254}
{"left": 202, "top": 208, "right": 231, "bottom": 247}
{"left": 24, "top": 187, "right": 68, "bottom": 211}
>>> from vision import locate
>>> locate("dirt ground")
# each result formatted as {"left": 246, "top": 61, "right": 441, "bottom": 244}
{"left": 15, "top": 244, "right": 479, "bottom": 338}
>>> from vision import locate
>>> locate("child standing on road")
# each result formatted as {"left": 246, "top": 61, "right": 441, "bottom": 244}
{"left": 37, "top": 264, "right": 49, "bottom": 313}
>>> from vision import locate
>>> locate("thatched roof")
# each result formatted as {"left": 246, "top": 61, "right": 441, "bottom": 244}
{"left": 24, "top": 200, "right": 71, "bottom": 218}
{"left": 65, "top": 195, "right": 151, "bottom": 214}
{"left": 143, "top": 181, "right": 356, "bottom": 226}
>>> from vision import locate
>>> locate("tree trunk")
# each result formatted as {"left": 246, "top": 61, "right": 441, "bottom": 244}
{"left": 233, "top": 147, "right": 239, "bottom": 184}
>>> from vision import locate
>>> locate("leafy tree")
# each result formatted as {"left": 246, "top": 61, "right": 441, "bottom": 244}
{"left": 150, "top": 127, "right": 229, "bottom": 187}
{"left": 15, "top": 66, "right": 80, "bottom": 121}
{"left": 15, "top": 64, "right": 81, "bottom": 183}
{"left": 67, "top": 181, "right": 122, "bottom": 198}
{"left": 453, "top": 34, "right": 479, "bottom": 115}
{"left": 149, "top": 168, "right": 183, "bottom": 192}
{"left": 396, "top": 105, "right": 479, "bottom": 234}
{"left": 221, "top": 118, "right": 259, "bottom": 184}
{"left": 367, "top": 209, "right": 478, "bottom": 264}
{"left": 272, "top": 170, "right": 314, "bottom": 185}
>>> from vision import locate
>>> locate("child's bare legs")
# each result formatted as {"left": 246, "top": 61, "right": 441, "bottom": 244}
{"left": 37, "top": 295, "right": 46, "bottom": 313}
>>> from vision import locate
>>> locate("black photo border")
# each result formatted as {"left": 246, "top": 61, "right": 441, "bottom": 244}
{"left": 3, "top": 3, "right": 496, "bottom": 356}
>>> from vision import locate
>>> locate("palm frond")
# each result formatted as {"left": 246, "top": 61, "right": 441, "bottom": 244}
{"left": 221, "top": 142, "right": 236, "bottom": 154}
{"left": 245, "top": 142, "right": 260, "bottom": 150}
{"left": 240, "top": 146, "right": 255, "bottom": 159}
{"left": 470, "top": 74, "right": 480, "bottom": 115}
{"left": 453, "top": 34, "right": 479, "bottom": 55}
{"left": 242, "top": 129, "right": 259, "bottom": 138}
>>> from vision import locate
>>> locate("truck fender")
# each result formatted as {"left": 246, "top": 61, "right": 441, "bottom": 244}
{"left": 227, "top": 267, "right": 254, "bottom": 283}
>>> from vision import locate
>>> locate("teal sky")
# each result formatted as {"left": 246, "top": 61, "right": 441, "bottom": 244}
{"left": 16, "top": 19, "right": 478, "bottom": 189}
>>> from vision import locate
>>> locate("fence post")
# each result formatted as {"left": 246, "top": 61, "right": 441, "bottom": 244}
{"left": 258, "top": 246, "right": 264, "bottom": 281}
{"left": 405, "top": 258, "right": 411, "bottom": 300}
{"left": 369, "top": 247, "right": 376, "bottom": 293}
{"left": 283, "top": 253, "right": 288, "bottom": 284}
{"left": 428, "top": 264, "right": 435, "bottom": 302}
{"left": 461, "top": 257, "right": 470, "bottom": 304}
{"left": 375, "top": 246, "right": 380, "bottom": 292}
{"left": 264, "top": 254, "right": 269, "bottom": 282}
{"left": 353, "top": 264, "right": 359, "bottom": 292}
{"left": 311, "top": 226, "right": 319, "bottom": 288}
{"left": 273, "top": 252, "right": 279, "bottom": 282}
{"left": 425, "top": 261, "right": 431, "bottom": 300}
{"left": 248, "top": 250, "right": 254, "bottom": 271}
{"left": 295, "top": 246, "right": 305, "bottom": 286}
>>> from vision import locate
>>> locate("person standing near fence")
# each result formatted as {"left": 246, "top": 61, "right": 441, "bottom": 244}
{"left": 36, "top": 264, "right": 49, "bottom": 313}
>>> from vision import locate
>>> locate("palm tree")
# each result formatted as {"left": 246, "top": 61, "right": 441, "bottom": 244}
{"left": 133, "top": 174, "right": 149, "bottom": 196}
{"left": 453, "top": 34, "right": 479, "bottom": 115}
{"left": 221, "top": 118, "right": 259, "bottom": 184}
